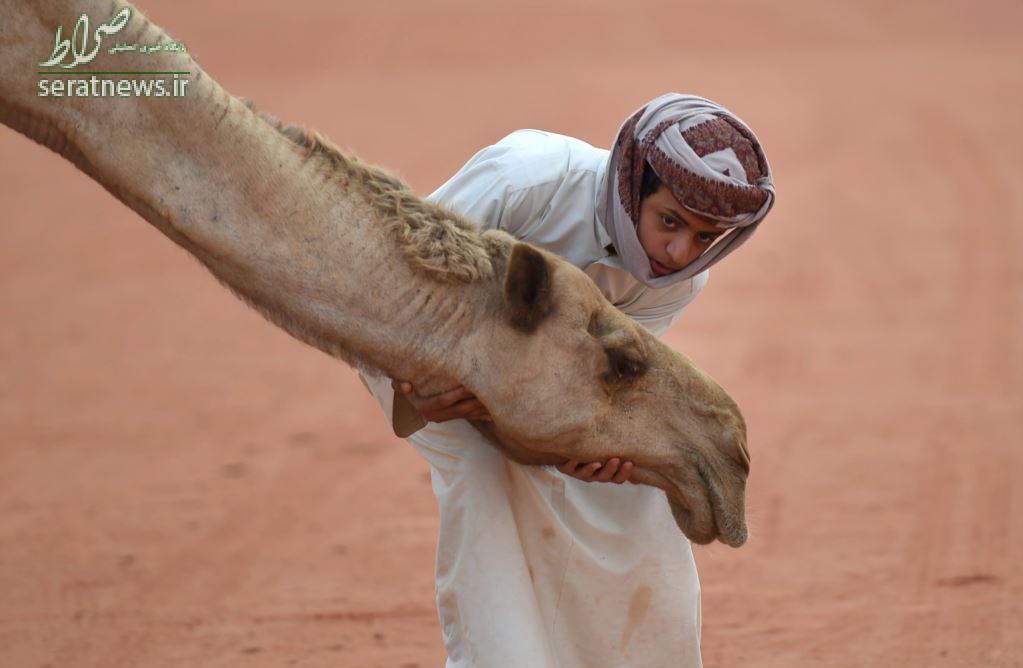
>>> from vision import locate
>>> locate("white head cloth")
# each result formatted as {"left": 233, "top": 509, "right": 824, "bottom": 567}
{"left": 596, "top": 93, "right": 776, "bottom": 287}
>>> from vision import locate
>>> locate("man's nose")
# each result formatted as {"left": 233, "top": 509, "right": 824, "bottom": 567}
{"left": 666, "top": 236, "right": 693, "bottom": 266}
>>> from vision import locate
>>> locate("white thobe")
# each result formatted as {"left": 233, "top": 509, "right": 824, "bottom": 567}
{"left": 363, "top": 130, "right": 709, "bottom": 668}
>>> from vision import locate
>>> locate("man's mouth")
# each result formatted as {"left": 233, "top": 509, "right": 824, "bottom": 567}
{"left": 650, "top": 258, "right": 678, "bottom": 276}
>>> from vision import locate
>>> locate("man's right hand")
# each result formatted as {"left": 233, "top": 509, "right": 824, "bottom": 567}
{"left": 391, "top": 380, "right": 493, "bottom": 423}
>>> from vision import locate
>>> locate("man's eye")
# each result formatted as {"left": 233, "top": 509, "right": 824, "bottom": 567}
{"left": 697, "top": 232, "right": 716, "bottom": 243}
{"left": 660, "top": 215, "right": 677, "bottom": 229}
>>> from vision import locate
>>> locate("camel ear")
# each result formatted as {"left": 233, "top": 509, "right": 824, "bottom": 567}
{"left": 503, "top": 243, "right": 553, "bottom": 332}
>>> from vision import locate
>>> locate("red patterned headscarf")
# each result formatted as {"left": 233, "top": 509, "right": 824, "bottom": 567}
{"left": 597, "top": 93, "right": 776, "bottom": 286}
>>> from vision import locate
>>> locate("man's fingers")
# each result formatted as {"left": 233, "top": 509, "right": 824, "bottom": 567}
{"left": 420, "top": 393, "right": 465, "bottom": 413}
{"left": 593, "top": 458, "right": 620, "bottom": 482}
{"left": 564, "top": 461, "right": 603, "bottom": 481}
{"left": 419, "top": 399, "right": 481, "bottom": 422}
{"left": 427, "top": 396, "right": 478, "bottom": 417}
{"left": 391, "top": 382, "right": 471, "bottom": 405}
{"left": 390, "top": 382, "right": 493, "bottom": 425}
{"left": 417, "top": 387, "right": 474, "bottom": 412}
{"left": 453, "top": 398, "right": 485, "bottom": 416}
{"left": 440, "top": 385, "right": 472, "bottom": 403}
{"left": 558, "top": 460, "right": 579, "bottom": 474}
{"left": 555, "top": 458, "right": 635, "bottom": 484}
{"left": 612, "top": 461, "right": 634, "bottom": 484}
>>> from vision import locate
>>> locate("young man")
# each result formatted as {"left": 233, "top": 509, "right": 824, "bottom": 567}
{"left": 366, "top": 93, "right": 775, "bottom": 667}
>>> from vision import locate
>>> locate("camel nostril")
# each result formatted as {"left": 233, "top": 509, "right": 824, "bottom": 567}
{"left": 737, "top": 448, "right": 750, "bottom": 475}
{"left": 734, "top": 434, "right": 751, "bottom": 475}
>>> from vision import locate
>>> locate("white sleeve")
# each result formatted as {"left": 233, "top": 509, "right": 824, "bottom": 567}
{"left": 427, "top": 137, "right": 562, "bottom": 239}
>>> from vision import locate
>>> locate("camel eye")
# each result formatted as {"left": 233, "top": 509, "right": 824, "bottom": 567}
{"left": 604, "top": 348, "right": 647, "bottom": 383}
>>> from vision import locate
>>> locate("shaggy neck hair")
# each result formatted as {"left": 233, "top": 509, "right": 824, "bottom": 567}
{"left": 247, "top": 101, "right": 505, "bottom": 284}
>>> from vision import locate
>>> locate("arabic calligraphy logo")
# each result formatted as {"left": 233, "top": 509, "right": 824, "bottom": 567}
{"left": 39, "top": 7, "right": 132, "bottom": 69}
{"left": 36, "top": 8, "right": 190, "bottom": 100}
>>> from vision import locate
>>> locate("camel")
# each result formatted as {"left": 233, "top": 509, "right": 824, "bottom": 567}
{"left": 0, "top": 0, "right": 750, "bottom": 547}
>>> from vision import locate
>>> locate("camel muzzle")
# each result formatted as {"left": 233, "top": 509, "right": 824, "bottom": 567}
{"left": 663, "top": 457, "right": 748, "bottom": 547}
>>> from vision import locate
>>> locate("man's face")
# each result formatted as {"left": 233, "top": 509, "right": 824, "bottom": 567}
{"left": 637, "top": 186, "right": 724, "bottom": 277}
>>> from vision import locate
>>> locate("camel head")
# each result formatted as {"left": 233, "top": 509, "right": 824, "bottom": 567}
{"left": 469, "top": 242, "right": 750, "bottom": 547}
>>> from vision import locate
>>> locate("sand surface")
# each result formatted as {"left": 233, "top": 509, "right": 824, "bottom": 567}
{"left": 2, "top": 1, "right": 1021, "bottom": 666}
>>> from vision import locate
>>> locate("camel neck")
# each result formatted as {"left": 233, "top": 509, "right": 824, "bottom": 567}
{"left": 0, "top": 0, "right": 495, "bottom": 392}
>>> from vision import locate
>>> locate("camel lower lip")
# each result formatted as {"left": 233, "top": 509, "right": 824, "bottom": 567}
{"left": 664, "top": 481, "right": 747, "bottom": 547}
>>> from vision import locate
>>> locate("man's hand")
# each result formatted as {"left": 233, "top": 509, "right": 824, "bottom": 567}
{"left": 392, "top": 380, "right": 493, "bottom": 423}
{"left": 393, "top": 380, "right": 630, "bottom": 484}
{"left": 557, "top": 458, "right": 634, "bottom": 484}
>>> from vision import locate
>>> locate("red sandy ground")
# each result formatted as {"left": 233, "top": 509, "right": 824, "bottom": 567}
{"left": 1, "top": 1, "right": 1021, "bottom": 666}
